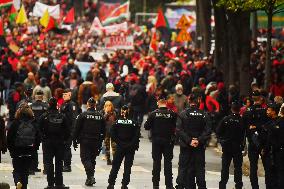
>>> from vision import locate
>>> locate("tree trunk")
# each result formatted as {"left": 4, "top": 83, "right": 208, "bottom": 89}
{"left": 264, "top": 6, "right": 273, "bottom": 91}
{"left": 227, "top": 12, "right": 240, "bottom": 86}
{"left": 252, "top": 11, "right": 258, "bottom": 40}
{"left": 212, "top": 0, "right": 226, "bottom": 70}
{"left": 195, "top": 0, "right": 201, "bottom": 49}
{"left": 239, "top": 12, "right": 251, "bottom": 96}
{"left": 199, "top": 0, "right": 211, "bottom": 56}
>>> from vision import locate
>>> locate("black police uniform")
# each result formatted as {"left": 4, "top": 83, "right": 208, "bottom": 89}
{"left": 176, "top": 106, "right": 211, "bottom": 189}
{"left": 107, "top": 116, "right": 140, "bottom": 188}
{"left": 144, "top": 107, "right": 177, "bottom": 188}
{"left": 73, "top": 107, "right": 106, "bottom": 186}
{"left": 60, "top": 99, "right": 79, "bottom": 171}
{"left": 267, "top": 116, "right": 284, "bottom": 189}
{"left": 216, "top": 113, "right": 245, "bottom": 189}
{"left": 243, "top": 104, "right": 272, "bottom": 189}
{"left": 39, "top": 108, "right": 69, "bottom": 189}
{"left": 30, "top": 100, "right": 48, "bottom": 173}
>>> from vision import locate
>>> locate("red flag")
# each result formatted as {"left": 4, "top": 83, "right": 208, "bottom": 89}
{"left": 155, "top": 8, "right": 169, "bottom": 28}
{"left": 0, "top": 19, "right": 4, "bottom": 36}
{"left": 64, "top": 7, "right": 75, "bottom": 24}
{"left": 44, "top": 16, "right": 56, "bottom": 32}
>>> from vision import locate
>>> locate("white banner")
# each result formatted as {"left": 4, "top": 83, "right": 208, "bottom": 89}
{"left": 103, "top": 22, "right": 128, "bottom": 35}
{"left": 32, "top": 2, "right": 60, "bottom": 19}
{"left": 104, "top": 35, "right": 134, "bottom": 50}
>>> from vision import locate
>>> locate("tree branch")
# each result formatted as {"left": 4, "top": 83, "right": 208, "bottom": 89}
{"left": 273, "top": 7, "right": 284, "bottom": 14}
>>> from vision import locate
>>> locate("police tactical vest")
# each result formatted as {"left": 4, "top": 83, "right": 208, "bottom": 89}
{"left": 46, "top": 113, "right": 64, "bottom": 136}
{"left": 152, "top": 109, "right": 175, "bottom": 139}
{"left": 81, "top": 111, "right": 103, "bottom": 140}
{"left": 183, "top": 108, "right": 206, "bottom": 138}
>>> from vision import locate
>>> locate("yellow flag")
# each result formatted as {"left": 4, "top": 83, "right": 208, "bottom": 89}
{"left": 16, "top": 5, "right": 28, "bottom": 24}
{"left": 40, "top": 9, "right": 49, "bottom": 28}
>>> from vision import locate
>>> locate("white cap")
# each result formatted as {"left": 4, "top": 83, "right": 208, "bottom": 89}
{"left": 106, "top": 83, "right": 114, "bottom": 90}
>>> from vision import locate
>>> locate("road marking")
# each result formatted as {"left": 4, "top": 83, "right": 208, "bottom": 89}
{"left": 0, "top": 163, "right": 13, "bottom": 171}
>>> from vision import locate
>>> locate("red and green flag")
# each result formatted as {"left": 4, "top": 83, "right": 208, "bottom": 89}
{"left": 44, "top": 16, "right": 57, "bottom": 32}
{"left": 0, "top": 0, "right": 12, "bottom": 8}
{"left": 155, "top": 8, "right": 170, "bottom": 44}
{"left": 9, "top": 4, "right": 17, "bottom": 22}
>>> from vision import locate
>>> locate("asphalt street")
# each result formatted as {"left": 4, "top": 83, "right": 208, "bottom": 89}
{"left": 0, "top": 127, "right": 265, "bottom": 189}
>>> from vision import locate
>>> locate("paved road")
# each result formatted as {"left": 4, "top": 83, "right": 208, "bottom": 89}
{"left": 0, "top": 128, "right": 265, "bottom": 189}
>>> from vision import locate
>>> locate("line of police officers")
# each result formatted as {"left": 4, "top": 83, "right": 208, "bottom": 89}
{"left": 14, "top": 87, "right": 284, "bottom": 189}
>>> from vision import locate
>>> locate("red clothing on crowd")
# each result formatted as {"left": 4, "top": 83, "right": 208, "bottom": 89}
{"left": 57, "top": 98, "right": 64, "bottom": 108}
{"left": 166, "top": 103, "right": 177, "bottom": 113}
{"left": 205, "top": 95, "right": 220, "bottom": 113}
{"left": 8, "top": 57, "right": 19, "bottom": 71}
{"left": 270, "top": 83, "right": 284, "bottom": 97}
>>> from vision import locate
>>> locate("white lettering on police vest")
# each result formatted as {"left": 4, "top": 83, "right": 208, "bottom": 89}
{"left": 86, "top": 115, "right": 102, "bottom": 120}
{"left": 118, "top": 119, "right": 133, "bottom": 124}
{"left": 155, "top": 113, "right": 171, "bottom": 118}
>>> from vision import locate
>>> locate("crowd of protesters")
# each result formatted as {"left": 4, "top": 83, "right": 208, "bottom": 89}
{"left": 0, "top": 1, "right": 284, "bottom": 189}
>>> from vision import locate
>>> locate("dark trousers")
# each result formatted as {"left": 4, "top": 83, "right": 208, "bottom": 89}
{"left": 132, "top": 110, "right": 144, "bottom": 127}
{"left": 275, "top": 148, "right": 284, "bottom": 189}
{"left": 219, "top": 150, "right": 243, "bottom": 189}
{"left": 152, "top": 141, "right": 174, "bottom": 187}
{"left": 30, "top": 149, "right": 39, "bottom": 171}
{"left": 64, "top": 145, "right": 72, "bottom": 168}
{"left": 80, "top": 141, "right": 100, "bottom": 178}
{"left": 108, "top": 146, "right": 135, "bottom": 186}
{"left": 248, "top": 145, "right": 275, "bottom": 189}
{"left": 176, "top": 147, "right": 207, "bottom": 189}
{"left": 43, "top": 140, "right": 65, "bottom": 187}
{"left": 12, "top": 156, "right": 32, "bottom": 189}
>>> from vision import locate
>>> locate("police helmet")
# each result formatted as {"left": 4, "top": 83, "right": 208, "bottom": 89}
{"left": 48, "top": 97, "right": 57, "bottom": 109}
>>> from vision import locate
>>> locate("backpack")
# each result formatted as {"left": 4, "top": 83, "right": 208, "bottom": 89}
{"left": 47, "top": 113, "right": 64, "bottom": 136}
{"left": 14, "top": 120, "right": 36, "bottom": 148}
{"left": 82, "top": 85, "right": 92, "bottom": 104}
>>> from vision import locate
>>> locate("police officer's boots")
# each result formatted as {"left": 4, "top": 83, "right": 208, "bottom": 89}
{"left": 121, "top": 185, "right": 128, "bottom": 189}
{"left": 153, "top": 185, "right": 159, "bottom": 189}
{"left": 107, "top": 185, "right": 114, "bottom": 189}
{"left": 85, "top": 176, "right": 96, "bottom": 186}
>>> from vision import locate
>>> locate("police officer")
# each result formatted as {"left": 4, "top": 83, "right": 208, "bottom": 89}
{"left": 144, "top": 96, "right": 177, "bottom": 189}
{"left": 243, "top": 91, "right": 272, "bottom": 189}
{"left": 29, "top": 90, "right": 48, "bottom": 174}
{"left": 263, "top": 103, "right": 282, "bottom": 188}
{"left": 216, "top": 102, "right": 246, "bottom": 189}
{"left": 176, "top": 94, "right": 211, "bottom": 189}
{"left": 73, "top": 98, "right": 106, "bottom": 186}
{"left": 40, "top": 97, "right": 70, "bottom": 189}
{"left": 60, "top": 88, "right": 79, "bottom": 172}
{"left": 107, "top": 105, "right": 140, "bottom": 189}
